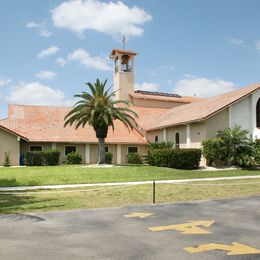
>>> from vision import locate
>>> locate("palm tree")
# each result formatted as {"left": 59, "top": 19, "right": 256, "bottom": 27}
{"left": 64, "top": 79, "right": 138, "bottom": 164}
{"left": 216, "top": 125, "right": 250, "bottom": 164}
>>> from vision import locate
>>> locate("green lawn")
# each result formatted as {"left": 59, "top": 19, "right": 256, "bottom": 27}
{"left": 0, "top": 178, "right": 260, "bottom": 213}
{"left": 0, "top": 165, "right": 259, "bottom": 187}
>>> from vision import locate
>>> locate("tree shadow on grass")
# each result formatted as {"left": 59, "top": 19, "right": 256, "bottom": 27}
{"left": 0, "top": 193, "right": 64, "bottom": 214}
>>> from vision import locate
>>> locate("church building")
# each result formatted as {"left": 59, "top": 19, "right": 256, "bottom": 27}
{"left": 0, "top": 48, "right": 260, "bottom": 166}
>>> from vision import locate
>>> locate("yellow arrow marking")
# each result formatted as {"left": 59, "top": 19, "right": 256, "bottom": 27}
{"left": 184, "top": 242, "right": 260, "bottom": 255}
{"left": 148, "top": 220, "right": 215, "bottom": 234}
{"left": 123, "top": 212, "right": 154, "bottom": 219}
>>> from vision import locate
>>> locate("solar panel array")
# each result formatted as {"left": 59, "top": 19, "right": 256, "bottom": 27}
{"left": 135, "top": 90, "right": 181, "bottom": 98}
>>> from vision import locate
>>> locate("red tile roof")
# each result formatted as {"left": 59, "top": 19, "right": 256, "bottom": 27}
{"left": 147, "top": 83, "right": 260, "bottom": 130}
{"left": 0, "top": 105, "right": 147, "bottom": 144}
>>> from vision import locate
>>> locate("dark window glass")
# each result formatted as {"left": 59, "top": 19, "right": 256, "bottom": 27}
{"left": 30, "top": 146, "right": 42, "bottom": 152}
{"left": 257, "top": 99, "right": 260, "bottom": 128}
{"left": 128, "top": 147, "right": 138, "bottom": 153}
{"left": 105, "top": 146, "right": 108, "bottom": 153}
{"left": 65, "top": 146, "right": 76, "bottom": 155}
{"left": 175, "top": 132, "right": 180, "bottom": 148}
{"left": 155, "top": 136, "right": 158, "bottom": 143}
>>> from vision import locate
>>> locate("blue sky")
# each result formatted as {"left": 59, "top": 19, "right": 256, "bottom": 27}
{"left": 0, "top": 0, "right": 260, "bottom": 117}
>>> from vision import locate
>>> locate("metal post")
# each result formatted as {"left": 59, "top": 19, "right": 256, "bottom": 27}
{"left": 153, "top": 180, "right": 155, "bottom": 204}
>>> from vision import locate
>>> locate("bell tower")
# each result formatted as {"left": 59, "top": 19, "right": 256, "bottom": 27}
{"left": 110, "top": 45, "right": 138, "bottom": 100}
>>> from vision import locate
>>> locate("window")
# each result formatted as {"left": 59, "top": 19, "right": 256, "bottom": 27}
{"left": 30, "top": 146, "right": 42, "bottom": 152}
{"left": 105, "top": 146, "right": 108, "bottom": 153}
{"left": 65, "top": 146, "right": 76, "bottom": 156}
{"left": 155, "top": 135, "right": 158, "bottom": 143}
{"left": 257, "top": 98, "right": 260, "bottom": 128}
{"left": 128, "top": 146, "right": 138, "bottom": 153}
{"left": 175, "top": 132, "right": 180, "bottom": 148}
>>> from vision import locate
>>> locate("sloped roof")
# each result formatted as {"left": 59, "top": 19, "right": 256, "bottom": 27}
{"left": 129, "top": 92, "right": 204, "bottom": 103}
{"left": 147, "top": 83, "right": 260, "bottom": 130}
{"left": 0, "top": 124, "right": 28, "bottom": 141}
{"left": 0, "top": 105, "right": 147, "bottom": 144}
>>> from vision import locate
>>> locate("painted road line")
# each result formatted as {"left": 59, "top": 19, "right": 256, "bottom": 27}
{"left": 148, "top": 220, "right": 215, "bottom": 234}
{"left": 184, "top": 242, "right": 260, "bottom": 255}
{"left": 124, "top": 212, "right": 154, "bottom": 219}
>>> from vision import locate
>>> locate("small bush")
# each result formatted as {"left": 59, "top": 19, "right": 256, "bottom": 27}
{"left": 105, "top": 152, "right": 113, "bottom": 164}
{"left": 25, "top": 150, "right": 60, "bottom": 166}
{"left": 3, "top": 152, "right": 10, "bottom": 167}
{"left": 147, "top": 148, "right": 201, "bottom": 170}
{"left": 66, "top": 151, "right": 82, "bottom": 164}
{"left": 44, "top": 150, "right": 60, "bottom": 165}
{"left": 202, "top": 138, "right": 225, "bottom": 166}
{"left": 127, "top": 153, "right": 143, "bottom": 164}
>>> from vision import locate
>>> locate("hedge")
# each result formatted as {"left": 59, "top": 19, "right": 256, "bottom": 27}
{"left": 147, "top": 148, "right": 202, "bottom": 170}
{"left": 25, "top": 150, "right": 60, "bottom": 166}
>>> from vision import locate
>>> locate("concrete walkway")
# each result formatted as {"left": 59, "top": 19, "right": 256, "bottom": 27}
{"left": 0, "top": 175, "right": 260, "bottom": 191}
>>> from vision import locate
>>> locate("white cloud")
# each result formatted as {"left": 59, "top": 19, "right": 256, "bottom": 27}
{"left": 26, "top": 21, "right": 52, "bottom": 37}
{"left": 135, "top": 82, "right": 159, "bottom": 91}
{"left": 51, "top": 0, "right": 152, "bottom": 38}
{"left": 56, "top": 57, "right": 66, "bottom": 67}
{"left": 0, "top": 77, "right": 12, "bottom": 87}
{"left": 229, "top": 38, "right": 244, "bottom": 46}
{"left": 6, "top": 82, "right": 73, "bottom": 106}
{"left": 36, "top": 71, "right": 57, "bottom": 80}
{"left": 38, "top": 46, "right": 60, "bottom": 58}
{"left": 173, "top": 75, "right": 236, "bottom": 98}
{"left": 58, "top": 48, "right": 111, "bottom": 71}
{"left": 256, "top": 40, "right": 260, "bottom": 50}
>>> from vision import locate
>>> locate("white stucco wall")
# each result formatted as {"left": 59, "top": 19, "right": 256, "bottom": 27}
{"left": 230, "top": 89, "right": 260, "bottom": 139}
{"left": 252, "top": 89, "right": 260, "bottom": 139}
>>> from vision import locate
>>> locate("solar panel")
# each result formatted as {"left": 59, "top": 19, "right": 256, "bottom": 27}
{"left": 135, "top": 90, "right": 181, "bottom": 98}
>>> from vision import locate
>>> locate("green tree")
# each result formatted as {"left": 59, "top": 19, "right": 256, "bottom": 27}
{"left": 216, "top": 125, "right": 250, "bottom": 165}
{"left": 64, "top": 79, "right": 138, "bottom": 164}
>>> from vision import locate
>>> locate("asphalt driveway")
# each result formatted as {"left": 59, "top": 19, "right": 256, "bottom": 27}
{"left": 0, "top": 196, "right": 259, "bottom": 260}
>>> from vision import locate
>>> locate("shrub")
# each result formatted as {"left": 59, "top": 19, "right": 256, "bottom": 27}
{"left": 147, "top": 148, "right": 201, "bottom": 170}
{"left": 25, "top": 150, "right": 60, "bottom": 166}
{"left": 66, "top": 151, "right": 82, "bottom": 164}
{"left": 3, "top": 152, "right": 10, "bottom": 167}
{"left": 202, "top": 138, "right": 225, "bottom": 166}
{"left": 127, "top": 152, "right": 143, "bottom": 164}
{"left": 150, "top": 141, "right": 174, "bottom": 149}
{"left": 25, "top": 151, "right": 46, "bottom": 166}
{"left": 44, "top": 150, "right": 60, "bottom": 165}
{"left": 105, "top": 152, "right": 113, "bottom": 164}
{"left": 253, "top": 139, "right": 260, "bottom": 165}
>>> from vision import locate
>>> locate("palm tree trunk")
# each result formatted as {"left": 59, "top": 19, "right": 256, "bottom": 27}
{"left": 98, "top": 138, "right": 105, "bottom": 164}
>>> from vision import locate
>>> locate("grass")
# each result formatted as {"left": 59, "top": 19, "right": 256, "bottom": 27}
{"left": 0, "top": 178, "right": 260, "bottom": 213}
{"left": 0, "top": 165, "right": 259, "bottom": 187}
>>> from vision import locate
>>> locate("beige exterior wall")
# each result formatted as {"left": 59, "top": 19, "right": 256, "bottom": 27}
{"left": 114, "top": 72, "right": 134, "bottom": 100}
{"left": 0, "top": 128, "right": 20, "bottom": 166}
{"left": 190, "top": 122, "right": 206, "bottom": 148}
{"left": 121, "top": 144, "right": 149, "bottom": 164}
{"left": 90, "top": 144, "right": 98, "bottom": 164}
{"left": 145, "top": 129, "right": 164, "bottom": 143}
{"left": 20, "top": 142, "right": 52, "bottom": 155}
{"left": 205, "top": 108, "right": 229, "bottom": 139}
{"left": 166, "top": 125, "right": 186, "bottom": 148}
{"left": 131, "top": 98, "right": 186, "bottom": 109}
{"left": 56, "top": 143, "right": 86, "bottom": 164}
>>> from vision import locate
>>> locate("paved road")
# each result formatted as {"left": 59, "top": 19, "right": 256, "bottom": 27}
{"left": 0, "top": 196, "right": 260, "bottom": 259}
